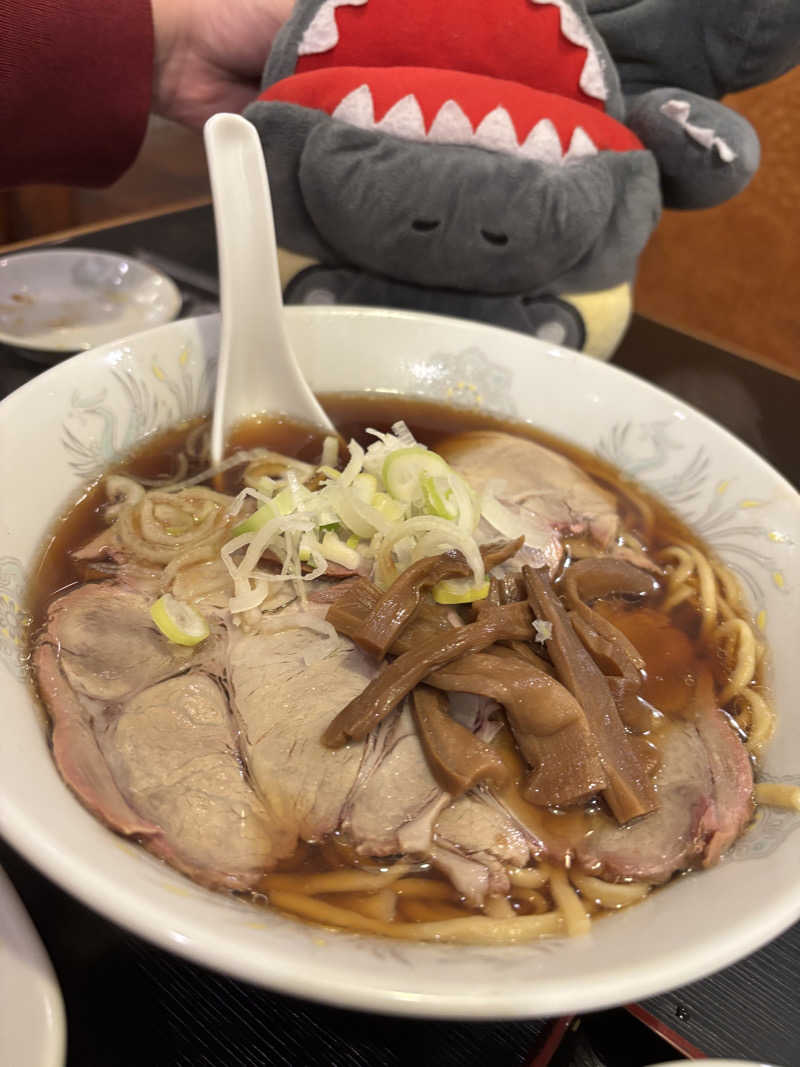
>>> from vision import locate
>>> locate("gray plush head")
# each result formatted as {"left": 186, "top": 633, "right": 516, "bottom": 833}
{"left": 244, "top": 0, "right": 664, "bottom": 295}
{"left": 247, "top": 98, "right": 659, "bottom": 293}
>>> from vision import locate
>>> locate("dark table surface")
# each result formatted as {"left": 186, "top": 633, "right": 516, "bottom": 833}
{"left": 2, "top": 204, "right": 799, "bottom": 1067}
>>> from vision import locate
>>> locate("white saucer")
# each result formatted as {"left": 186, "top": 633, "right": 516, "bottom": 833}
{"left": 0, "top": 867, "right": 66, "bottom": 1067}
{"left": 0, "top": 248, "right": 182, "bottom": 356}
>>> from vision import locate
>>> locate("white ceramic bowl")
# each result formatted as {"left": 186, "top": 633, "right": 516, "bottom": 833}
{"left": 1, "top": 308, "right": 799, "bottom": 1019}
{"left": 0, "top": 248, "right": 181, "bottom": 357}
{"left": 654, "top": 1061, "right": 782, "bottom": 1066}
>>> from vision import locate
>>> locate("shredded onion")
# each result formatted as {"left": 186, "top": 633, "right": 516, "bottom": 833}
{"left": 338, "top": 439, "right": 365, "bottom": 488}
{"left": 320, "top": 436, "right": 339, "bottom": 468}
{"left": 390, "top": 420, "right": 415, "bottom": 446}
{"left": 152, "top": 450, "right": 269, "bottom": 493}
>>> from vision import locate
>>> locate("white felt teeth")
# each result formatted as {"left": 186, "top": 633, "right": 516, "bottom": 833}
{"left": 520, "top": 118, "right": 563, "bottom": 164}
{"left": 530, "top": 0, "right": 607, "bottom": 102}
{"left": 473, "top": 108, "right": 519, "bottom": 154}
{"left": 332, "top": 86, "right": 599, "bottom": 163}
{"left": 376, "top": 94, "right": 426, "bottom": 139}
{"left": 298, "top": 0, "right": 368, "bottom": 57}
{"left": 427, "top": 100, "right": 473, "bottom": 142}
{"left": 564, "top": 125, "right": 597, "bottom": 161}
{"left": 332, "top": 84, "right": 375, "bottom": 126}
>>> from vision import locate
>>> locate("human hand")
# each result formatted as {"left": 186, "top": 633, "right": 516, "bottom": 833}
{"left": 151, "top": 0, "right": 295, "bottom": 129}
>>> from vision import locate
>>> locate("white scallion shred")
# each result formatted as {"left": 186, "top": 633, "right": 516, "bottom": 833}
{"left": 391, "top": 419, "right": 416, "bottom": 447}
{"left": 533, "top": 619, "right": 553, "bottom": 644}
{"left": 227, "top": 486, "right": 273, "bottom": 517}
{"left": 320, "top": 435, "right": 339, "bottom": 468}
{"left": 212, "top": 425, "right": 507, "bottom": 616}
{"left": 338, "top": 439, "right": 365, "bottom": 487}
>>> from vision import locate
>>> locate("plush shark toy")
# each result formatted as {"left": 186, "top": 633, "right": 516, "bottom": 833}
{"left": 244, "top": 0, "right": 799, "bottom": 358}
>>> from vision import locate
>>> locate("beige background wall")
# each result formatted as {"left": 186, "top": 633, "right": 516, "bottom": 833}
{"left": 634, "top": 68, "right": 800, "bottom": 377}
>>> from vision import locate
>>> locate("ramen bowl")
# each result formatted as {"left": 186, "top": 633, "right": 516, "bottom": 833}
{"left": 1, "top": 307, "right": 799, "bottom": 1019}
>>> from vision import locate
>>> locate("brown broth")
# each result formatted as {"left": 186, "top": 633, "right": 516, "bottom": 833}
{"left": 28, "top": 392, "right": 708, "bottom": 634}
{"left": 26, "top": 394, "right": 757, "bottom": 924}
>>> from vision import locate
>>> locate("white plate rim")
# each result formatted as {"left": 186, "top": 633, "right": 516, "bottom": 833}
{"left": 0, "top": 866, "right": 66, "bottom": 1067}
{"left": 0, "top": 247, "right": 182, "bottom": 352}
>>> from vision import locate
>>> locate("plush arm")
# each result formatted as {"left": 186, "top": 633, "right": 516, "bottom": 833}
{"left": 586, "top": 0, "right": 800, "bottom": 98}
{"left": 625, "top": 88, "right": 761, "bottom": 209}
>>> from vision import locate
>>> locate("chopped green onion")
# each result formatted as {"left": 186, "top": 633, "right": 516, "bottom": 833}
{"left": 432, "top": 578, "right": 491, "bottom": 605}
{"left": 254, "top": 475, "right": 278, "bottom": 495}
{"left": 231, "top": 500, "right": 278, "bottom": 537}
{"left": 353, "top": 472, "right": 378, "bottom": 503}
{"left": 421, "top": 472, "right": 458, "bottom": 520}
{"left": 232, "top": 485, "right": 312, "bottom": 537}
{"left": 274, "top": 484, "right": 311, "bottom": 514}
{"left": 150, "top": 594, "right": 210, "bottom": 645}
{"left": 382, "top": 446, "right": 450, "bottom": 503}
{"left": 320, "top": 531, "right": 361, "bottom": 570}
{"left": 371, "top": 492, "right": 406, "bottom": 523}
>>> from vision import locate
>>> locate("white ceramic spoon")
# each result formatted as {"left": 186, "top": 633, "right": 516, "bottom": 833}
{"left": 203, "top": 112, "right": 334, "bottom": 465}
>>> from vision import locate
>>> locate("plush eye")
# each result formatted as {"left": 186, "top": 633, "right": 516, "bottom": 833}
{"left": 411, "top": 219, "right": 440, "bottom": 232}
{"left": 480, "top": 229, "right": 509, "bottom": 246}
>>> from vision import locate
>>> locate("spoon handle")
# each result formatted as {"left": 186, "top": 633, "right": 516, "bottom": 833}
{"left": 204, "top": 113, "right": 334, "bottom": 465}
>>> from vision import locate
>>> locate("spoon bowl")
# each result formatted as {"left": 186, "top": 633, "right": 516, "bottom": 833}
{"left": 203, "top": 112, "right": 334, "bottom": 464}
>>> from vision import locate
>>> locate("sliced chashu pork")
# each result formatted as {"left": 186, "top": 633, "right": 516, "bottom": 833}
{"left": 226, "top": 615, "right": 376, "bottom": 844}
{"left": 342, "top": 706, "right": 549, "bottom": 905}
{"left": 34, "top": 583, "right": 196, "bottom": 828}
{"left": 576, "top": 704, "right": 754, "bottom": 884}
{"left": 342, "top": 701, "right": 451, "bottom": 856}
{"left": 432, "top": 790, "right": 533, "bottom": 904}
{"left": 437, "top": 430, "right": 620, "bottom": 574}
{"left": 35, "top": 585, "right": 582, "bottom": 902}
{"left": 41, "top": 582, "right": 194, "bottom": 703}
{"left": 34, "top": 584, "right": 275, "bottom": 889}
{"left": 102, "top": 672, "right": 278, "bottom": 889}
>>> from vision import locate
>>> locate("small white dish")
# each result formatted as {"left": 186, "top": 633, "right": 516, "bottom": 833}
{"left": 0, "top": 248, "right": 182, "bottom": 357}
{"left": 0, "top": 867, "right": 66, "bottom": 1067}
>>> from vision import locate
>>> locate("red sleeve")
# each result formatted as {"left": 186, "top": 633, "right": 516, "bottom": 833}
{"left": 0, "top": 0, "right": 154, "bottom": 189}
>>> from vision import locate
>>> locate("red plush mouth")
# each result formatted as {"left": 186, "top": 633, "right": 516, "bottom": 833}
{"left": 293, "top": 0, "right": 607, "bottom": 110}
{"left": 260, "top": 67, "right": 643, "bottom": 161}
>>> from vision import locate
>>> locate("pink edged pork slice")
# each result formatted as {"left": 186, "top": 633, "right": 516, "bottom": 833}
{"left": 436, "top": 430, "right": 620, "bottom": 574}
{"left": 40, "top": 582, "right": 194, "bottom": 703}
{"left": 576, "top": 703, "right": 754, "bottom": 884}
{"left": 101, "top": 672, "right": 279, "bottom": 890}
{"left": 341, "top": 700, "right": 451, "bottom": 856}
{"left": 34, "top": 584, "right": 277, "bottom": 889}
{"left": 226, "top": 616, "right": 377, "bottom": 845}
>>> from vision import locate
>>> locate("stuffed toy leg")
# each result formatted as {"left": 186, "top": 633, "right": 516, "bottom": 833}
{"left": 285, "top": 264, "right": 588, "bottom": 348}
